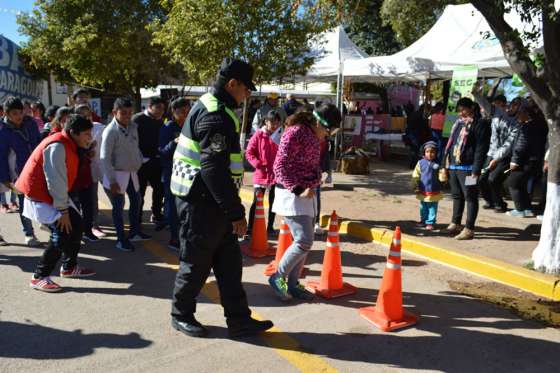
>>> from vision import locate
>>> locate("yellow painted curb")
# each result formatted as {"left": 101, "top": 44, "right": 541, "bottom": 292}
{"left": 327, "top": 215, "right": 560, "bottom": 301}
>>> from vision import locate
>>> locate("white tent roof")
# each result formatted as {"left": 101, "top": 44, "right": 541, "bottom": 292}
{"left": 305, "top": 26, "right": 368, "bottom": 80}
{"left": 344, "top": 3, "right": 541, "bottom": 83}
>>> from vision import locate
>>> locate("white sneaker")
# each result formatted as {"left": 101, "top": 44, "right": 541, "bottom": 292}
{"left": 314, "top": 223, "right": 324, "bottom": 234}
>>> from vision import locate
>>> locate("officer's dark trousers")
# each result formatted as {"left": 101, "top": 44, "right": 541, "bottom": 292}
{"left": 171, "top": 198, "right": 251, "bottom": 322}
{"left": 479, "top": 156, "right": 510, "bottom": 208}
{"left": 138, "top": 158, "right": 164, "bottom": 222}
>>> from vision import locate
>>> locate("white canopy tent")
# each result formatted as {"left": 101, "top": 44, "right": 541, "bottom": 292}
{"left": 305, "top": 25, "right": 368, "bottom": 81}
{"left": 344, "top": 3, "right": 541, "bottom": 83}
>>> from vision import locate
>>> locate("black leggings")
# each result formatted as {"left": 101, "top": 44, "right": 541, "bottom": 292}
{"left": 248, "top": 186, "right": 276, "bottom": 232}
{"left": 508, "top": 162, "right": 539, "bottom": 211}
{"left": 448, "top": 169, "right": 479, "bottom": 230}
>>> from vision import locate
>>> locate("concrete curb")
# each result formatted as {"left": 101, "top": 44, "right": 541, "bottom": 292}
{"left": 239, "top": 187, "right": 560, "bottom": 301}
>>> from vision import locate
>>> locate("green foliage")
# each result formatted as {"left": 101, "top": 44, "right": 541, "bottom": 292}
{"left": 17, "top": 0, "right": 179, "bottom": 97}
{"left": 380, "top": 0, "right": 467, "bottom": 46}
{"left": 152, "top": 0, "right": 331, "bottom": 85}
{"left": 342, "top": 0, "right": 401, "bottom": 56}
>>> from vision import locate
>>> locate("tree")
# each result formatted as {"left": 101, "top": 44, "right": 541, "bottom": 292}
{"left": 467, "top": 0, "right": 560, "bottom": 274}
{"left": 152, "top": 0, "right": 331, "bottom": 85}
{"left": 342, "top": 0, "right": 401, "bottom": 56}
{"left": 17, "top": 0, "right": 181, "bottom": 110}
{"left": 380, "top": 0, "right": 467, "bottom": 46}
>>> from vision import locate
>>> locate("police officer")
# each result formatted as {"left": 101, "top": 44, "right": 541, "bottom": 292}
{"left": 170, "top": 58, "right": 273, "bottom": 338}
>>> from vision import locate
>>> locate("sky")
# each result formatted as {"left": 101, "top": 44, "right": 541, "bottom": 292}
{"left": 0, "top": 0, "right": 35, "bottom": 45}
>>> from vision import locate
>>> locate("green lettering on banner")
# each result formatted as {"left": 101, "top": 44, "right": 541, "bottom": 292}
{"left": 443, "top": 65, "right": 478, "bottom": 137}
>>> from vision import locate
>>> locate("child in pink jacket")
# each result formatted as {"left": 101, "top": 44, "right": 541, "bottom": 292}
{"left": 245, "top": 110, "right": 280, "bottom": 235}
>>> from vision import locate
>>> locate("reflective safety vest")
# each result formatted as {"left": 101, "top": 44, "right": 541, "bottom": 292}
{"left": 170, "top": 93, "right": 244, "bottom": 197}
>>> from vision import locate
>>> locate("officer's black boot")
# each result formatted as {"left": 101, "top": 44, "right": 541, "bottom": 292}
{"left": 227, "top": 317, "right": 274, "bottom": 338}
{"left": 172, "top": 316, "right": 208, "bottom": 338}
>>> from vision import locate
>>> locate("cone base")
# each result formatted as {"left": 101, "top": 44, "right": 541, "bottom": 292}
{"left": 240, "top": 242, "right": 276, "bottom": 258}
{"left": 359, "top": 306, "right": 418, "bottom": 332}
{"left": 305, "top": 280, "right": 357, "bottom": 299}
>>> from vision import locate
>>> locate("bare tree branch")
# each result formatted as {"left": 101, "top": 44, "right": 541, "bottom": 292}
{"left": 471, "top": 0, "right": 552, "bottom": 107}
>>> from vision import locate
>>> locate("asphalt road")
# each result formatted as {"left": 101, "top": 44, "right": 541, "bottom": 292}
{"left": 0, "top": 192, "right": 559, "bottom": 373}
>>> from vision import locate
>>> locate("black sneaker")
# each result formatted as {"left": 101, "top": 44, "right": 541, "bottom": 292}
{"left": 227, "top": 317, "right": 274, "bottom": 338}
{"left": 482, "top": 203, "right": 495, "bottom": 210}
{"left": 129, "top": 232, "right": 152, "bottom": 242}
{"left": 116, "top": 240, "right": 136, "bottom": 252}
{"left": 172, "top": 317, "right": 208, "bottom": 338}
{"left": 494, "top": 205, "right": 508, "bottom": 213}
{"left": 83, "top": 231, "right": 100, "bottom": 242}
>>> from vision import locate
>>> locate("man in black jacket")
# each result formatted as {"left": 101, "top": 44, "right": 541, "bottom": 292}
{"left": 170, "top": 58, "right": 273, "bottom": 338}
{"left": 133, "top": 97, "right": 166, "bottom": 225}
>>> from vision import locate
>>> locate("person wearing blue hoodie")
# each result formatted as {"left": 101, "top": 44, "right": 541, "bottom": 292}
{"left": 158, "top": 97, "right": 190, "bottom": 251}
{"left": 0, "top": 97, "right": 41, "bottom": 246}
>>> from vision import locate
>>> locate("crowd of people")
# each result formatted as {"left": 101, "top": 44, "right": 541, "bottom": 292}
{"left": 0, "top": 57, "right": 343, "bottom": 338}
{"left": 0, "top": 56, "right": 551, "bottom": 337}
{"left": 408, "top": 89, "right": 549, "bottom": 240}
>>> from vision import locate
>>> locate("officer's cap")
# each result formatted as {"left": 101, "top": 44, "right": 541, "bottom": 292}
{"left": 218, "top": 58, "right": 257, "bottom": 91}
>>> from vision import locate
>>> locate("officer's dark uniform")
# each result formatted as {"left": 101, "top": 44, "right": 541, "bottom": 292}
{"left": 170, "top": 59, "right": 272, "bottom": 337}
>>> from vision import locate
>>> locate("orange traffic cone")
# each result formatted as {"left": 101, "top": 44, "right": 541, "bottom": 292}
{"left": 264, "top": 219, "right": 292, "bottom": 275}
{"left": 306, "top": 211, "right": 356, "bottom": 299}
{"left": 359, "top": 226, "right": 418, "bottom": 332}
{"left": 241, "top": 190, "right": 275, "bottom": 258}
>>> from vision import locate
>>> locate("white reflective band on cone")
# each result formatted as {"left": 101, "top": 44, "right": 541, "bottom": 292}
{"left": 280, "top": 229, "right": 289, "bottom": 234}
{"left": 393, "top": 239, "right": 401, "bottom": 245}
{"left": 389, "top": 250, "right": 401, "bottom": 257}
{"left": 328, "top": 232, "right": 337, "bottom": 237}
{"left": 257, "top": 198, "right": 263, "bottom": 201}
{"left": 326, "top": 241, "right": 338, "bottom": 248}
{"left": 255, "top": 214, "right": 265, "bottom": 218}
{"left": 386, "top": 262, "right": 401, "bottom": 270}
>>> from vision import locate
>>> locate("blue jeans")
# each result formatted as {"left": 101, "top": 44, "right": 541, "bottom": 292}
{"left": 105, "top": 181, "right": 141, "bottom": 243}
{"left": 420, "top": 201, "right": 438, "bottom": 225}
{"left": 1, "top": 191, "right": 17, "bottom": 204}
{"left": 277, "top": 215, "right": 314, "bottom": 288}
{"left": 18, "top": 194, "right": 34, "bottom": 237}
{"left": 163, "top": 179, "right": 178, "bottom": 241}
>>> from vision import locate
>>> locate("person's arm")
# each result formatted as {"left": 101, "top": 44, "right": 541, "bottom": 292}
{"left": 197, "top": 112, "right": 245, "bottom": 221}
{"left": 43, "top": 143, "right": 69, "bottom": 211}
{"left": 494, "top": 120, "right": 519, "bottom": 161}
{"left": 0, "top": 132, "right": 10, "bottom": 185}
{"left": 511, "top": 126, "right": 528, "bottom": 167}
{"left": 273, "top": 127, "right": 305, "bottom": 195}
{"left": 158, "top": 125, "right": 178, "bottom": 159}
{"left": 411, "top": 162, "right": 421, "bottom": 191}
{"left": 473, "top": 120, "right": 491, "bottom": 175}
{"left": 244, "top": 132, "right": 262, "bottom": 169}
{"left": 100, "top": 126, "right": 117, "bottom": 184}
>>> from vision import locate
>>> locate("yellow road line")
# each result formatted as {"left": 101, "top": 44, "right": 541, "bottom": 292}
{"left": 100, "top": 200, "right": 338, "bottom": 373}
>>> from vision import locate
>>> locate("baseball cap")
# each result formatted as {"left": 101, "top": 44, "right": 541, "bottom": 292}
{"left": 218, "top": 57, "right": 257, "bottom": 91}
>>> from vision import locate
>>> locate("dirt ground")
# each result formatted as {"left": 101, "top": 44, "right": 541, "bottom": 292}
{"left": 315, "top": 158, "right": 544, "bottom": 268}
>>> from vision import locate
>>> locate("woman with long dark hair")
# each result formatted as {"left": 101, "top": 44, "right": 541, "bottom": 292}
{"left": 268, "top": 104, "right": 341, "bottom": 301}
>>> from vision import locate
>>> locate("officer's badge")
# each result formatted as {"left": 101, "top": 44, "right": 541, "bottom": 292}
{"left": 210, "top": 133, "right": 226, "bottom": 152}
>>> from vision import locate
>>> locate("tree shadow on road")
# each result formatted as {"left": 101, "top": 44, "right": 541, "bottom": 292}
{"left": 200, "top": 290, "right": 559, "bottom": 372}
{"left": 0, "top": 321, "right": 152, "bottom": 359}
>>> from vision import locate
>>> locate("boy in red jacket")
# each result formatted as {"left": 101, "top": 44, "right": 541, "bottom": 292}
{"left": 16, "top": 115, "right": 96, "bottom": 292}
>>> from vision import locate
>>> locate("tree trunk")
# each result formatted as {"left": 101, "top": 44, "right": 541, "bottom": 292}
{"left": 133, "top": 85, "right": 142, "bottom": 113}
{"left": 532, "top": 118, "right": 560, "bottom": 274}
